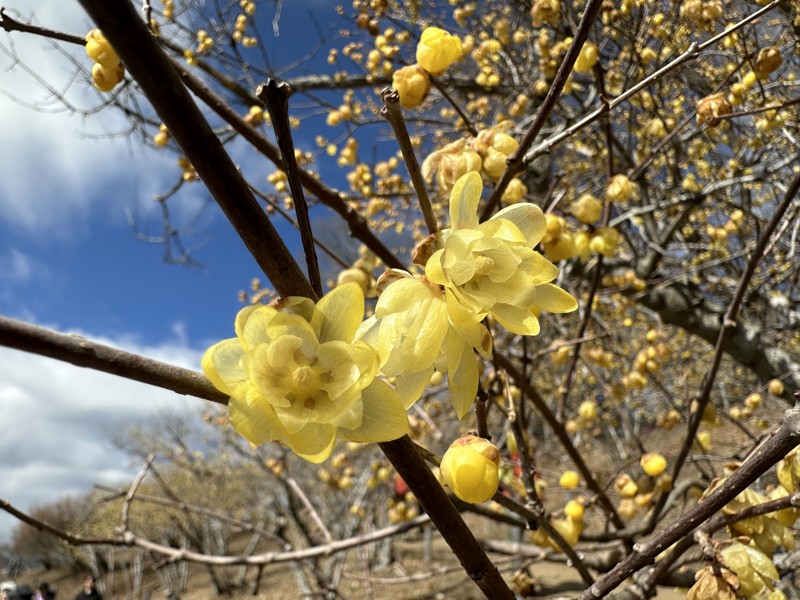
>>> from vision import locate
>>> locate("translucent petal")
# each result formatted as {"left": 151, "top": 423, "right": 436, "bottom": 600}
{"left": 285, "top": 423, "right": 337, "bottom": 463}
{"left": 446, "top": 334, "right": 479, "bottom": 419}
{"left": 517, "top": 251, "right": 561, "bottom": 286}
{"left": 478, "top": 218, "right": 527, "bottom": 245}
{"left": 398, "top": 297, "right": 449, "bottom": 371}
{"left": 425, "top": 250, "right": 448, "bottom": 285}
{"left": 455, "top": 322, "right": 493, "bottom": 359}
{"left": 340, "top": 378, "right": 408, "bottom": 443}
{"left": 479, "top": 246, "right": 522, "bottom": 283}
{"left": 313, "top": 282, "right": 365, "bottom": 343}
{"left": 235, "top": 305, "right": 274, "bottom": 351}
{"left": 492, "top": 203, "right": 546, "bottom": 246}
{"left": 265, "top": 312, "right": 319, "bottom": 358}
{"left": 445, "top": 287, "right": 486, "bottom": 325}
{"left": 492, "top": 303, "right": 540, "bottom": 336}
{"left": 228, "top": 386, "right": 287, "bottom": 445}
{"left": 376, "top": 277, "right": 434, "bottom": 316}
{"left": 396, "top": 367, "right": 434, "bottom": 409}
{"left": 202, "top": 339, "right": 245, "bottom": 395}
{"left": 443, "top": 249, "right": 475, "bottom": 286}
{"left": 331, "top": 398, "right": 364, "bottom": 431}
{"left": 449, "top": 171, "right": 483, "bottom": 230}
{"left": 534, "top": 283, "right": 579, "bottom": 313}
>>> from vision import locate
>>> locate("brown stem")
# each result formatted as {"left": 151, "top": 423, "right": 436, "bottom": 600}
{"left": 258, "top": 79, "right": 323, "bottom": 297}
{"left": 579, "top": 404, "right": 800, "bottom": 599}
{"left": 0, "top": 315, "right": 227, "bottom": 404}
{"left": 380, "top": 87, "right": 438, "bottom": 235}
{"left": 480, "top": 0, "right": 605, "bottom": 220}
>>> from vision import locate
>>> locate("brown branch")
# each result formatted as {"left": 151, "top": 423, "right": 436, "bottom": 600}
{"left": 258, "top": 79, "right": 323, "bottom": 297}
{"left": 578, "top": 404, "right": 800, "bottom": 599}
{"left": 0, "top": 315, "right": 228, "bottom": 404}
{"left": 0, "top": 7, "right": 84, "bottom": 44}
{"left": 480, "top": 0, "right": 605, "bottom": 220}
{"left": 494, "top": 353, "right": 626, "bottom": 532}
{"left": 381, "top": 87, "right": 438, "bottom": 235}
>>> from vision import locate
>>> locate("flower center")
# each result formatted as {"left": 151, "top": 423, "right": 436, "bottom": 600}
{"left": 474, "top": 255, "right": 495, "bottom": 275}
{"left": 292, "top": 365, "right": 320, "bottom": 393}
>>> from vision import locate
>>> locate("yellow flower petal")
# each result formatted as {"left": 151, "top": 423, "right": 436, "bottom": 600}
{"left": 202, "top": 339, "right": 245, "bottom": 395}
{"left": 234, "top": 305, "right": 270, "bottom": 350}
{"left": 446, "top": 332, "right": 479, "bottom": 419}
{"left": 285, "top": 423, "right": 337, "bottom": 463}
{"left": 449, "top": 171, "right": 483, "bottom": 230}
{"left": 492, "top": 303, "right": 540, "bottom": 336}
{"left": 340, "top": 378, "right": 408, "bottom": 443}
{"left": 534, "top": 282, "right": 579, "bottom": 313}
{"left": 229, "top": 386, "right": 288, "bottom": 445}
{"left": 313, "top": 282, "right": 364, "bottom": 343}
{"left": 395, "top": 367, "right": 434, "bottom": 409}
{"left": 492, "top": 203, "right": 547, "bottom": 246}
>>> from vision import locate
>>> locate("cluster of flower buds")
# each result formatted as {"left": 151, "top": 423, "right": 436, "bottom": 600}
{"left": 85, "top": 30, "right": 124, "bottom": 92}
{"left": 391, "top": 27, "right": 462, "bottom": 109}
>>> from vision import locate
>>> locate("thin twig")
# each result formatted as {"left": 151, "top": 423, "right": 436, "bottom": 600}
{"left": 480, "top": 0, "right": 605, "bottom": 219}
{"left": 258, "top": 79, "right": 323, "bottom": 297}
{"left": 381, "top": 87, "right": 438, "bottom": 235}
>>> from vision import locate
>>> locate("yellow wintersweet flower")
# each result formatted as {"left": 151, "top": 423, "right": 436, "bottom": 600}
{"left": 202, "top": 283, "right": 408, "bottom": 463}
{"left": 421, "top": 138, "right": 483, "bottom": 192}
{"left": 357, "top": 270, "right": 492, "bottom": 418}
{"left": 85, "top": 29, "right": 120, "bottom": 69}
{"left": 416, "top": 27, "right": 462, "bottom": 75}
{"left": 392, "top": 64, "right": 431, "bottom": 109}
{"left": 440, "top": 433, "right": 500, "bottom": 503}
{"left": 425, "top": 172, "right": 578, "bottom": 336}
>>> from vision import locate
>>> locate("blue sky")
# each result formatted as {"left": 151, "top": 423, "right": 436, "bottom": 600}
{"left": 0, "top": 0, "right": 369, "bottom": 542}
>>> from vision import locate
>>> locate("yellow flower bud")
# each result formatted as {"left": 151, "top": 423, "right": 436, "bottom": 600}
{"left": 640, "top": 452, "right": 667, "bottom": 477}
{"left": 531, "top": 0, "right": 560, "bottom": 27}
{"left": 574, "top": 41, "right": 599, "bottom": 74}
{"left": 416, "top": 27, "right": 462, "bottom": 75}
{"left": 440, "top": 433, "right": 500, "bottom": 504}
{"left": 570, "top": 193, "right": 602, "bottom": 224}
{"left": 745, "top": 392, "right": 762, "bottom": 409}
{"left": 606, "top": 174, "right": 635, "bottom": 202}
{"left": 85, "top": 29, "right": 120, "bottom": 69}
{"left": 616, "top": 474, "right": 638, "bottom": 498}
{"left": 559, "top": 470, "right": 580, "bottom": 489}
{"left": 696, "top": 431, "right": 712, "bottom": 452}
{"left": 768, "top": 379, "right": 784, "bottom": 396}
{"left": 578, "top": 400, "right": 598, "bottom": 421}
{"left": 502, "top": 178, "right": 528, "bottom": 204}
{"left": 91, "top": 63, "right": 125, "bottom": 92}
{"left": 154, "top": 130, "right": 169, "bottom": 147}
{"left": 391, "top": 64, "right": 430, "bottom": 109}
{"left": 564, "top": 499, "right": 584, "bottom": 520}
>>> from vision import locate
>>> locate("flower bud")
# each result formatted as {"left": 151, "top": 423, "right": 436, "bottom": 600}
{"left": 605, "top": 174, "right": 635, "bottom": 202}
{"left": 570, "top": 193, "right": 602, "bottom": 224}
{"left": 92, "top": 63, "right": 125, "bottom": 92}
{"left": 559, "top": 470, "right": 580, "bottom": 489}
{"left": 416, "top": 27, "right": 462, "bottom": 75}
{"left": 440, "top": 433, "right": 500, "bottom": 503}
{"left": 768, "top": 379, "right": 784, "bottom": 396}
{"left": 531, "top": 0, "right": 560, "bottom": 27}
{"left": 574, "top": 42, "right": 599, "bottom": 74}
{"left": 85, "top": 29, "right": 120, "bottom": 68}
{"left": 392, "top": 64, "right": 431, "bottom": 109}
{"left": 640, "top": 452, "right": 667, "bottom": 477}
{"left": 502, "top": 178, "right": 528, "bottom": 205}
{"left": 564, "top": 499, "right": 584, "bottom": 520}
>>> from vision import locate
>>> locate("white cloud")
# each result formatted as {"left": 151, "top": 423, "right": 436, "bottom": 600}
{"left": 0, "top": 1, "right": 199, "bottom": 237}
{"left": 0, "top": 324, "right": 208, "bottom": 543}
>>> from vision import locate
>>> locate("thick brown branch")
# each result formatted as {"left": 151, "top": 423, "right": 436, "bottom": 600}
{"left": 0, "top": 315, "right": 227, "bottom": 404}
